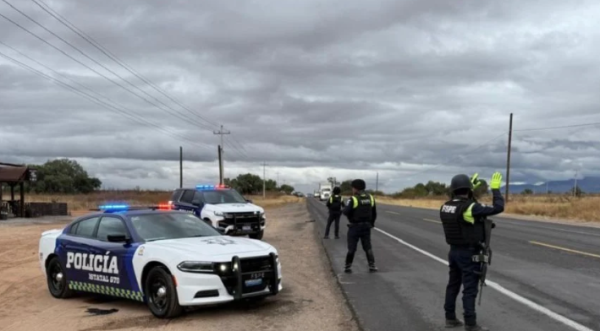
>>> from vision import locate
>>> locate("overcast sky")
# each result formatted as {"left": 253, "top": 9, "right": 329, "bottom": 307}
{"left": 1, "top": 0, "right": 600, "bottom": 194}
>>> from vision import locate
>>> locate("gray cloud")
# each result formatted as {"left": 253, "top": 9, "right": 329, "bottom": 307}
{"left": 1, "top": 0, "right": 600, "bottom": 193}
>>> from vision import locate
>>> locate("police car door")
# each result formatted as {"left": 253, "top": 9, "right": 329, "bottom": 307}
{"left": 85, "top": 215, "right": 141, "bottom": 299}
{"left": 58, "top": 216, "right": 100, "bottom": 285}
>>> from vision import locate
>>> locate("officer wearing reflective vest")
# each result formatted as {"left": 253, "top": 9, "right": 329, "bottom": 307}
{"left": 440, "top": 172, "right": 504, "bottom": 331}
{"left": 342, "top": 179, "right": 377, "bottom": 273}
{"left": 324, "top": 186, "right": 344, "bottom": 239}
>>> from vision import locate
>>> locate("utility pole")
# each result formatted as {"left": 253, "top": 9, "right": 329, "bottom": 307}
{"left": 213, "top": 125, "right": 230, "bottom": 182}
{"left": 505, "top": 113, "right": 513, "bottom": 203}
{"left": 179, "top": 146, "right": 183, "bottom": 188}
{"left": 573, "top": 170, "right": 578, "bottom": 197}
{"left": 262, "top": 161, "right": 267, "bottom": 198}
{"left": 376, "top": 172, "right": 379, "bottom": 192}
{"left": 217, "top": 145, "right": 223, "bottom": 184}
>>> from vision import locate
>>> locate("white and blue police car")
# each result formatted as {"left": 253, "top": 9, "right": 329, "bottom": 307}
{"left": 169, "top": 184, "right": 266, "bottom": 240}
{"left": 38, "top": 204, "right": 282, "bottom": 318}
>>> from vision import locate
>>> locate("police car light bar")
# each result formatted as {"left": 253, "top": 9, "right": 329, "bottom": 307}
{"left": 90, "top": 204, "right": 173, "bottom": 212}
{"left": 196, "top": 184, "right": 229, "bottom": 190}
{"left": 98, "top": 204, "right": 129, "bottom": 211}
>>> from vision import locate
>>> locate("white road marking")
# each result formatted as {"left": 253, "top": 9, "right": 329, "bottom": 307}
{"left": 374, "top": 227, "right": 595, "bottom": 331}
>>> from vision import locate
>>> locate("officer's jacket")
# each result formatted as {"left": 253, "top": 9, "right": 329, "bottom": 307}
{"left": 342, "top": 192, "right": 377, "bottom": 225}
{"left": 440, "top": 190, "right": 505, "bottom": 246}
{"left": 326, "top": 195, "right": 344, "bottom": 213}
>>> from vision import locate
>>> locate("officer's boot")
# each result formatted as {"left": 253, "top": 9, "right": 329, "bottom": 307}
{"left": 344, "top": 253, "right": 354, "bottom": 273}
{"left": 464, "top": 324, "right": 489, "bottom": 331}
{"left": 366, "top": 249, "right": 378, "bottom": 272}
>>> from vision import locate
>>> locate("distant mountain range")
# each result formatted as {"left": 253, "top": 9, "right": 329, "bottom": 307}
{"left": 506, "top": 177, "right": 600, "bottom": 194}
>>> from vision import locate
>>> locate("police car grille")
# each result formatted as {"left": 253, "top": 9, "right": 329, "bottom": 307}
{"left": 223, "top": 212, "right": 261, "bottom": 224}
{"left": 240, "top": 256, "right": 272, "bottom": 272}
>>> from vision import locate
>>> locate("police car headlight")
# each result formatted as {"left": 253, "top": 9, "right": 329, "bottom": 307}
{"left": 177, "top": 261, "right": 214, "bottom": 273}
{"left": 214, "top": 211, "right": 224, "bottom": 217}
{"left": 260, "top": 212, "right": 266, "bottom": 219}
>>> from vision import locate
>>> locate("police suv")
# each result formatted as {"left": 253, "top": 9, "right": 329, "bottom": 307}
{"left": 39, "top": 204, "right": 282, "bottom": 318}
{"left": 169, "top": 185, "right": 266, "bottom": 240}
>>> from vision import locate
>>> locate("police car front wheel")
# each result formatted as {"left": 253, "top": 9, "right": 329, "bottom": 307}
{"left": 46, "top": 256, "right": 73, "bottom": 299}
{"left": 144, "top": 266, "right": 183, "bottom": 318}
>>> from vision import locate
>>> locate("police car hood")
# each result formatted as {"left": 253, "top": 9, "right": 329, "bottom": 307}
{"left": 146, "top": 236, "right": 273, "bottom": 258}
{"left": 208, "top": 203, "right": 264, "bottom": 213}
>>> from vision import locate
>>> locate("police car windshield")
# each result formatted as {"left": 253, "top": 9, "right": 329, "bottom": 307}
{"left": 197, "top": 189, "right": 247, "bottom": 204}
{"left": 130, "top": 213, "right": 221, "bottom": 242}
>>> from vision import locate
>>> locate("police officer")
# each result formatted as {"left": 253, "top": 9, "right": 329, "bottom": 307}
{"left": 342, "top": 179, "right": 377, "bottom": 273}
{"left": 441, "top": 172, "right": 504, "bottom": 331}
{"left": 324, "top": 186, "right": 344, "bottom": 239}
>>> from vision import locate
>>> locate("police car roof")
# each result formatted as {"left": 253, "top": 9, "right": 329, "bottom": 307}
{"left": 85, "top": 208, "right": 184, "bottom": 217}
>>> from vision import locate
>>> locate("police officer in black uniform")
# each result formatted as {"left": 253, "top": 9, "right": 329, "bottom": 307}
{"left": 324, "top": 186, "right": 344, "bottom": 239}
{"left": 342, "top": 179, "right": 377, "bottom": 273}
{"left": 440, "top": 172, "right": 504, "bottom": 331}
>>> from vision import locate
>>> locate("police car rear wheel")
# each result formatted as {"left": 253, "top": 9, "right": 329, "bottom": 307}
{"left": 144, "top": 267, "right": 183, "bottom": 318}
{"left": 46, "top": 257, "right": 73, "bottom": 299}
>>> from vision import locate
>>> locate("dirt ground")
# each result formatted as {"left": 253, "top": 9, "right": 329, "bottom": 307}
{"left": 0, "top": 203, "right": 359, "bottom": 331}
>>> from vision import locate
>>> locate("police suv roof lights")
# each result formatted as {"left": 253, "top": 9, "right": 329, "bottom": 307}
{"left": 196, "top": 184, "right": 229, "bottom": 190}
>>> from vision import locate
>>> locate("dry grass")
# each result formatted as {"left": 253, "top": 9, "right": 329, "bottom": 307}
{"left": 377, "top": 194, "right": 600, "bottom": 223}
{"left": 24, "top": 191, "right": 303, "bottom": 216}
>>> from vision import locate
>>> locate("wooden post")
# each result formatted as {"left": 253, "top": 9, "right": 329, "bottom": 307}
{"left": 218, "top": 145, "right": 223, "bottom": 185}
{"left": 19, "top": 182, "right": 24, "bottom": 217}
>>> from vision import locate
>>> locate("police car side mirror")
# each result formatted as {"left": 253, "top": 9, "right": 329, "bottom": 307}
{"left": 107, "top": 234, "right": 131, "bottom": 244}
{"left": 192, "top": 199, "right": 204, "bottom": 207}
{"left": 245, "top": 199, "right": 253, "bottom": 203}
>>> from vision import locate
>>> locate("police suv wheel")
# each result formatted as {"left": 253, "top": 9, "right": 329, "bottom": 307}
{"left": 249, "top": 230, "right": 264, "bottom": 240}
{"left": 144, "top": 266, "right": 183, "bottom": 319}
{"left": 46, "top": 257, "right": 73, "bottom": 299}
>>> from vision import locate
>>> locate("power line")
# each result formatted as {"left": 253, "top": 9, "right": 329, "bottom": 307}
{"left": 29, "top": 0, "right": 219, "bottom": 129}
{"left": 225, "top": 139, "right": 248, "bottom": 158}
{"left": 403, "top": 132, "right": 508, "bottom": 179}
{"left": 514, "top": 121, "right": 600, "bottom": 132}
{"left": 0, "top": 0, "right": 213, "bottom": 131}
{"left": 0, "top": 48, "right": 206, "bottom": 148}
{"left": 229, "top": 134, "right": 249, "bottom": 154}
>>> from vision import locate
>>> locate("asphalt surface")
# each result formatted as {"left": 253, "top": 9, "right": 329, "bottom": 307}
{"left": 307, "top": 198, "right": 600, "bottom": 331}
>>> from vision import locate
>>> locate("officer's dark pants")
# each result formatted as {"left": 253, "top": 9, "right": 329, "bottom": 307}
{"left": 324, "top": 212, "right": 341, "bottom": 237}
{"left": 444, "top": 246, "right": 481, "bottom": 326}
{"left": 345, "top": 223, "right": 375, "bottom": 267}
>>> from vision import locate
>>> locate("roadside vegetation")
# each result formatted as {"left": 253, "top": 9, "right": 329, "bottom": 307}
{"left": 25, "top": 191, "right": 302, "bottom": 216}
{"left": 376, "top": 193, "right": 600, "bottom": 223}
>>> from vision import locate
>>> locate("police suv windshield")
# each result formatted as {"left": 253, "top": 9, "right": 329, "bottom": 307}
{"left": 129, "top": 213, "right": 221, "bottom": 242}
{"left": 197, "top": 189, "right": 247, "bottom": 204}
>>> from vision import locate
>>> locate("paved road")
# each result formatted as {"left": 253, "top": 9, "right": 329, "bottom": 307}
{"left": 307, "top": 198, "right": 600, "bottom": 331}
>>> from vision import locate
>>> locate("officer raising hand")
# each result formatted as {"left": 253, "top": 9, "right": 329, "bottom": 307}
{"left": 441, "top": 172, "right": 504, "bottom": 331}
{"left": 342, "top": 179, "right": 377, "bottom": 274}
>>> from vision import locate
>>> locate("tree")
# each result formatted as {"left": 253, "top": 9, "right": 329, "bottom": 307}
{"left": 340, "top": 180, "right": 353, "bottom": 194}
{"left": 27, "top": 158, "right": 101, "bottom": 194}
{"left": 224, "top": 173, "right": 280, "bottom": 195}
{"left": 522, "top": 188, "right": 533, "bottom": 195}
{"left": 224, "top": 173, "right": 263, "bottom": 194}
{"left": 280, "top": 184, "right": 294, "bottom": 194}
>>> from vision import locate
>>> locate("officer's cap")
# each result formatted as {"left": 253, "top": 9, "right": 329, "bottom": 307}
{"left": 351, "top": 179, "right": 366, "bottom": 190}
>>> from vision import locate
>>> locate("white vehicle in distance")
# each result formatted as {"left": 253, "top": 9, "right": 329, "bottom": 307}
{"left": 38, "top": 204, "right": 282, "bottom": 319}
{"left": 169, "top": 185, "right": 266, "bottom": 240}
{"left": 319, "top": 182, "right": 333, "bottom": 201}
